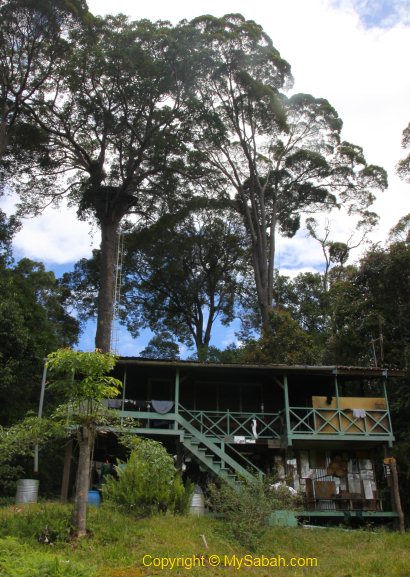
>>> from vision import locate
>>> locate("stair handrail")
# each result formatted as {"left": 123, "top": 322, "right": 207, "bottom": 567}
{"left": 227, "top": 443, "right": 265, "bottom": 480}
{"left": 177, "top": 414, "right": 262, "bottom": 482}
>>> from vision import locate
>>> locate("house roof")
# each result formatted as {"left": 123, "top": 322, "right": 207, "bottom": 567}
{"left": 117, "top": 357, "right": 405, "bottom": 378}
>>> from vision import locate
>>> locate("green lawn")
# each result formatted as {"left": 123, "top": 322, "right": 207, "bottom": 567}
{"left": 0, "top": 504, "right": 409, "bottom": 577}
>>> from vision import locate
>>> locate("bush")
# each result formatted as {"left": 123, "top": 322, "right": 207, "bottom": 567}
{"left": 0, "top": 503, "right": 72, "bottom": 542}
{"left": 207, "top": 477, "right": 302, "bottom": 551}
{"left": 102, "top": 438, "right": 190, "bottom": 516}
{"left": 0, "top": 463, "right": 24, "bottom": 496}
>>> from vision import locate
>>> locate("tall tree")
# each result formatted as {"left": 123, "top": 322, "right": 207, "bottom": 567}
{"left": 62, "top": 206, "right": 248, "bottom": 360}
{"left": 187, "top": 14, "right": 387, "bottom": 330}
{"left": 121, "top": 207, "right": 248, "bottom": 359}
{"left": 16, "top": 15, "right": 199, "bottom": 352}
{"left": 327, "top": 241, "right": 410, "bottom": 367}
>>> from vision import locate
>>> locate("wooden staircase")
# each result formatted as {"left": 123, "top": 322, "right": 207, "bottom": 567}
{"left": 176, "top": 414, "right": 263, "bottom": 489}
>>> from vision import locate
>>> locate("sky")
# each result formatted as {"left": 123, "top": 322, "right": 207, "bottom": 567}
{"left": 1, "top": 0, "right": 409, "bottom": 355}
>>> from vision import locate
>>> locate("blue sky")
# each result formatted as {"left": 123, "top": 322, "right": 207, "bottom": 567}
{"left": 2, "top": 0, "right": 409, "bottom": 356}
{"left": 332, "top": 0, "right": 410, "bottom": 28}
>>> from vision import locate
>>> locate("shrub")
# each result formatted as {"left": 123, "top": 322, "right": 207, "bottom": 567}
{"left": 207, "top": 476, "right": 302, "bottom": 551}
{"left": 0, "top": 463, "right": 24, "bottom": 496}
{"left": 102, "top": 438, "right": 189, "bottom": 516}
{"left": 0, "top": 503, "right": 72, "bottom": 542}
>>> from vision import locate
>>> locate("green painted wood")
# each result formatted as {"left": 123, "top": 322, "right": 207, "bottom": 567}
{"left": 179, "top": 406, "right": 282, "bottom": 439}
{"left": 174, "top": 368, "right": 180, "bottom": 431}
{"left": 288, "top": 406, "right": 393, "bottom": 440}
{"left": 283, "top": 375, "right": 292, "bottom": 446}
{"left": 297, "top": 511, "right": 398, "bottom": 517}
{"left": 177, "top": 414, "right": 262, "bottom": 487}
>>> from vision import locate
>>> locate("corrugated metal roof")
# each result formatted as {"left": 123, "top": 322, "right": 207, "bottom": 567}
{"left": 116, "top": 357, "right": 405, "bottom": 377}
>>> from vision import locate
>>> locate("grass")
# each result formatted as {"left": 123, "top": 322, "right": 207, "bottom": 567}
{"left": 0, "top": 503, "right": 409, "bottom": 577}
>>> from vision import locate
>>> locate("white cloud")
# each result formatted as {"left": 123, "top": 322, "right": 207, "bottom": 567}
{"left": 1, "top": 195, "right": 98, "bottom": 264}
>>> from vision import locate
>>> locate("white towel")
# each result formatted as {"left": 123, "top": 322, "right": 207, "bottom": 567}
{"left": 251, "top": 418, "right": 258, "bottom": 439}
{"left": 352, "top": 409, "right": 366, "bottom": 419}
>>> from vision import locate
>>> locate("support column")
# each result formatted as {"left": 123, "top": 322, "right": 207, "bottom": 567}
{"left": 283, "top": 374, "right": 292, "bottom": 446}
{"left": 174, "top": 368, "right": 180, "bottom": 431}
{"left": 121, "top": 368, "right": 127, "bottom": 426}
{"left": 334, "top": 373, "right": 342, "bottom": 434}
{"left": 383, "top": 376, "right": 393, "bottom": 447}
{"left": 34, "top": 362, "right": 48, "bottom": 473}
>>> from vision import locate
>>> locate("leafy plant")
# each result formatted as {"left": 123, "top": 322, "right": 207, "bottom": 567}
{"left": 0, "top": 504, "right": 72, "bottom": 542}
{"left": 207, "top": 476, "right": 302, "bottom": 551}
{"left": 102, "top": 438, "right": 189, "bottom": 516}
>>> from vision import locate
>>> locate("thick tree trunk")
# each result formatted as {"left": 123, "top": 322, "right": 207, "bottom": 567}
{"left": 95, "top": 219, "right": 119, "bottom": 352}
{"left": 0, "top": 120, "right": 8, "bottom": 162}
{"left": 251, "top": 241, "right": 272, "bottom": 334}
{"left": 72, "top": 426, "right": 94, "bottom": 537}
{"left": 244, "top": 187, "right": 277, "bottom": 334}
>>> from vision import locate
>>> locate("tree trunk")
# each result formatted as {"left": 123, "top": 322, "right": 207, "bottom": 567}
{"left": 95, "top": 219, "right": 119, "bottom": 352}
{"left": 72, "top": 426, "right": 94, "bottom": 537}
{"left": 0, "top": 120, "right": 8, "bottom": 162}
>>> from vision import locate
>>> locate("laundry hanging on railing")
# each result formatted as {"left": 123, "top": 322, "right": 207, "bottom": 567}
{"left": 352, "top": 409, "right": 366, "bottom": 419}
{"left": 251, "top": 418, "right": 258, "bottom": 439}
{"left": 151, "top": 400, "right": 174, "bottom": 414}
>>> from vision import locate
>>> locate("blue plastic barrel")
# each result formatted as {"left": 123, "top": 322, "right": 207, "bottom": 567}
{"left": 87, "top": 490, "right": 101, "bottom": 506}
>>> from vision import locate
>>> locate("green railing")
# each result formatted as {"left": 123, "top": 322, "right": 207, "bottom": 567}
{"left": 179, "top": 406, "right": 283, "bottom": 439}
{"left": 288, "top": 407, "right": 392, "bottom": 437}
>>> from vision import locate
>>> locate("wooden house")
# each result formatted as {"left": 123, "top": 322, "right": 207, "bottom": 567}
{"left": 85, "top": 358, "right": 403, "bottom": 523}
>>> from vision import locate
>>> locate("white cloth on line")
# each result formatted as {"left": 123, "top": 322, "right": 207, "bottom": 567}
{"left": 352, "top": 408, "right": 366, "bottom": 419}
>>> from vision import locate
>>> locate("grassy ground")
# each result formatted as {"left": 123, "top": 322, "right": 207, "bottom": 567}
{"left": 0, "top": 504, "right": 409, "bottom": 577}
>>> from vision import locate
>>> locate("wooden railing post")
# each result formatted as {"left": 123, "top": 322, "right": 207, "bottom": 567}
{"left": 283, "top": 374, "right": 292, "bottom": 445}
{"left": 174, "top": 368, "right": 179, "bottom": 431}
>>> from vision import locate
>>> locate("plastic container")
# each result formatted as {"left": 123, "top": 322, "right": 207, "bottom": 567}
{"left": 87, "top": 489, "right": 101, "bottom": 506}
{"left": 15, "top": 479, "right": 39, "bottom": 504}
{"left": 189, "top": 485, "right": 204, "bottom": 516}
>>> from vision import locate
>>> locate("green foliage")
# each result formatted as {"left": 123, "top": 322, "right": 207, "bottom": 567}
{"left": 186, "top": 14, "right": 386, "bottom": 328}
{"left": 102, "top": 438, "right": 187, "bottom": 516}
{"left": 0, "top": 254, "right": 79, "bottom": 425}
{"left": 0, "top": 504, "right": 410, "bottom": 576}
{"left": 0, "top": 0, "right": 88, "bottom": 170}
{"left": 0, "top": 504, "right": 73, "bottom": 542}
{"left": 241, "top": 308, "right": 321, "bottom": 365}
{"left": 0, "top": 463, "right": 24, "bottom": 496}
{"left": 397, "top": 121, "right": 410, "bottom": 183}
{"left": 46, "top": 349, "right": 122, "bottom": 418}
{"left": 117, "top": 206, "right": 247, "bottom": 357}
{"left": 139, "top": 332, "right": 180, "bottom": 360}
{"left": 0, "top": 537, "right": 92, "bottom": 577}
{"left": 207, "top": 477, "right": 301, "bottom": 551}
{"left": 328, "top": 241, "right": 410, "bottom": 367}
{"left": 0, "top": 416, "right": 63, "bottom": 463}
